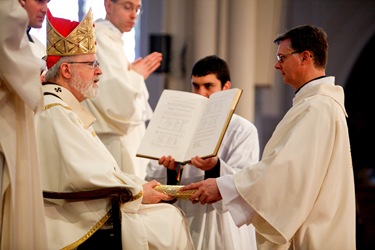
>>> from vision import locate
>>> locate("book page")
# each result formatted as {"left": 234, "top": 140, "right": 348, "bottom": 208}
{"left": 184, "top": 88, "right": 242, "bottom": 159}
{"left": 137, "top": 90, "right": 207, "bottom": 162}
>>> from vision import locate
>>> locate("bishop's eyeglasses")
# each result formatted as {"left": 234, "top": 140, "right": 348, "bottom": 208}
{"left": 67, "top": 60, "right": 100, "bottom": 69}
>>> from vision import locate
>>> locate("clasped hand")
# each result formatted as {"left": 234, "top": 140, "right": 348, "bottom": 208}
{"left": 158, "top": 155, "right": 218, "bottom": 171}
{"left": 142, "top": 180, "right": 175, "bottom": 204}
{"left": 180, "top": 178, "right": 222, "bottom": 205}
{"left": 158, "top": 155, "right": 222, "bottom": 205}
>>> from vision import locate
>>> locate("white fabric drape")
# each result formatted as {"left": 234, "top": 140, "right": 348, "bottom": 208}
{"left": 0, "top": 0, "right": 47, "bottom": 248}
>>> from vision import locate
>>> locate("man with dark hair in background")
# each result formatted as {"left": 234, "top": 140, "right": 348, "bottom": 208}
{"left": 147, "top": 55, "right": 260, "bottom": 250}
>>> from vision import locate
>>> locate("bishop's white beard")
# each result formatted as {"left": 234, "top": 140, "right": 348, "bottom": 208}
{"left": 70, "top": 74, "right": 98, "bottom": 99}
{"left": 82, "top": 83, "right": 98, "bottom": 99}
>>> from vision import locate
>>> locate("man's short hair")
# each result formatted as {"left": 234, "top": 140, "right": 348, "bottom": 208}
{"left": 273, "top": 25, "right": 328, "bottom": 69}
{"left": 191, "top": 55, "right": 231, "bottom": 87}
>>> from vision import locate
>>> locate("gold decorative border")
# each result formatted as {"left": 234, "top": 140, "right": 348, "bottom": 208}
{"left": 44, "top": 103, "right": 72, "bottom": 111}
{"left": 62, "top": 210, "right": 112, "bottom": 250}
{"left": 130, "top": 191, "right": 143, "bottom": 201}
{"left": 154, "top": 185, "right": 197, "bottom": 199}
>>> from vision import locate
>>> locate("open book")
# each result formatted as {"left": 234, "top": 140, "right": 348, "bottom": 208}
{"left": 136, "top": 88, "right": 242, "bottom": 164}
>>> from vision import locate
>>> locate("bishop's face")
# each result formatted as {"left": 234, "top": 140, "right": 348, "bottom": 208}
{"left": 67, "top": 54, "right": 102, "bottom": 101}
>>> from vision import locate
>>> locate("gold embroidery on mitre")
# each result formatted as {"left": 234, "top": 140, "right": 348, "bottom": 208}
{"left": 47, "top": 8, "right": 95, "bottom": 57}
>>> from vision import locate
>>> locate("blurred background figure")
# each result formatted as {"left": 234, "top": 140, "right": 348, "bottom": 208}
{"left": 19, "top": 0, "right": 50, "bottom": 69}
{"left": 82, "top": 0, "right": 162, "bottom": 179}
{"left": 0, "top": 0, "right": 47, "bottom": 248}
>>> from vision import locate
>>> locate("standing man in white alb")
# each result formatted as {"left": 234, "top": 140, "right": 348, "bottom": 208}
{"left": 181, "top": 25, "right": 356, "bottom": 249}
{"left": 82, "top": 0, "right": 162, "bottom": 179}
{"left": 146, "top": 55, "right": 260, "bottom": 250}
{"left": 0, "top": 0, "right": 47, "bottom": 248}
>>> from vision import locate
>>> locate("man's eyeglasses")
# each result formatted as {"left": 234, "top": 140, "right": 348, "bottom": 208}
{"left": 67, "top": 60, "right": 100, "bottom": 69}
{"left": 114, "top": 1, "right": 143, "bottom": 15}
{"left": 276, "top": 51, "right": 300, "bottom": 63}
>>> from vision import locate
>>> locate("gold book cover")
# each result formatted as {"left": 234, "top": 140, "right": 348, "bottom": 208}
{"left": 154, "top": 185, "right": 197, "bottom": 199}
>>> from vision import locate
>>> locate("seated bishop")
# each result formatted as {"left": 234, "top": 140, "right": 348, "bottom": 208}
{"left": 35, "top": 8, "right": 194, "bottom": 250}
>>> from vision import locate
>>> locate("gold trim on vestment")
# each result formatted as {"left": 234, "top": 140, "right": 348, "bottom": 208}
{"left": 130, "top": 191, "right": 143, "bottom": 201}
{"left": 44, "top": 103, "right": 72, "bottom": 111}
{"left": 61, "top": 210, "right": 112, "bottom": 250}
{"left": 59, "top": 191, "right": 143, "bottom": 249}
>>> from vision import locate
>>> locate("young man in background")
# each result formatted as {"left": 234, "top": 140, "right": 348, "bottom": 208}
{"left": 147, "top": 55, "right": 260, "bottom": 250}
